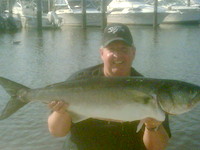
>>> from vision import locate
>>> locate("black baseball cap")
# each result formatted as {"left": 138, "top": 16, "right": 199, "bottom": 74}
{"left": 102, "top": 23, "right": 133, "bottom": 47}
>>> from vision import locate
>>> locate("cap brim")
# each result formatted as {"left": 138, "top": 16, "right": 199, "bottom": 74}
{"left": 103, "top": 37, "right": 132, "bottom": 47}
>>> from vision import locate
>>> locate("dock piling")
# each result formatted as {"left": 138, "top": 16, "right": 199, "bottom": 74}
{"left": 153, "top": 0, "right": 158, "bottom": 29}
{"left": 81, "top": 0, "right": 86, "bottom": 29}
{"left": 8, "top": 0, "right": 13, "bottom": 16}
{"left": 187, "top": 0, "right": 191, "bottom": 6}
{"left": 36, "top": 0, "right": 42, "bottom": 29}
{"left": 101, "top": 0, "right": 107, "bottom": 30}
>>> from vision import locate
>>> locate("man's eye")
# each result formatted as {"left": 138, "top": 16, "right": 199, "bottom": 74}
{"left": 121, "top": 48, "right": 130, "bottom": 53}
{"left": 108, "top": 48, "right": 115, "bottom": 52}
{"left": 107, "top": 47, "right": 130, "bottom": 53}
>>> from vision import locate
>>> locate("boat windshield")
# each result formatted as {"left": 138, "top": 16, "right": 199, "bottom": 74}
{"left": 55, "top": 0, "right": 100, "bottom": 10}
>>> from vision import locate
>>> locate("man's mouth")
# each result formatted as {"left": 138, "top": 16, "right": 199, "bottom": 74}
{"left": 113, "top": 60, "right": 123, "bottom": 64}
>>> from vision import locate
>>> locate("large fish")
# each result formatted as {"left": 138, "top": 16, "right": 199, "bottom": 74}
{"left": 0, "top": 76, "right": 200, "bottom": 126}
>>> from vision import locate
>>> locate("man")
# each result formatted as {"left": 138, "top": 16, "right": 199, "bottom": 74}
{"left": 48, "top": 23, "right": 171, "bottom": 150}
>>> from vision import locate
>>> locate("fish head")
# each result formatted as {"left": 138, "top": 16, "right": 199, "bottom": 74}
{"left": 157, "top": 81, "right": 200, "bottom": 115}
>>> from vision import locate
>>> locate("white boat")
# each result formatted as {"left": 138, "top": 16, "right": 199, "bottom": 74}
{"left": 162, "top": 5, "right": 200, "bottom": 24}
{"left": 107, "top": 0, "right": 170, "bottom": 25}
{"left": 55, "top": 0, "right": 102, "bottom": 26}
{"left": 12, "top": 0, "right": 62, "bottom": 28}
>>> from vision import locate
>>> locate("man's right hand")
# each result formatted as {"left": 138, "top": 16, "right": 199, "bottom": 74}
{"left": 48, "top": 100, "right": 72, "bottom": 137}
{"left": 48, "top": 100, "right": 69, "bottom": 114}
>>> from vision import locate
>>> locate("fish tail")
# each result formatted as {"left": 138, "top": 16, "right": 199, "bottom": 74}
{"left": 0, "top": 77, "right": 29, "bottom": 120}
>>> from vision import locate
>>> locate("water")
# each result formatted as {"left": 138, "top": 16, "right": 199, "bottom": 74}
{"left": 0, "top": 24, "right": 200, "bottom": 150}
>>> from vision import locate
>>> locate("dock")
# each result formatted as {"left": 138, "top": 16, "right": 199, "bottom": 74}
{"left": 0, "top": 0, "right": 197, "bottom": 31}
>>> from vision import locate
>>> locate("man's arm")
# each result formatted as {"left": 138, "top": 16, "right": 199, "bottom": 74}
{"left": 47, "top": 66, "right": 97, "bottom": 137}
{"left": 143, "top": 118, "right": 170, "bottom": 150}
{"left": 48, "top": 101, "right": 72, "bottom": 137}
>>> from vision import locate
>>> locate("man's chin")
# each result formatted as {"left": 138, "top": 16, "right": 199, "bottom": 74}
{"left": 111, "top": 70, "right": 127, "bottom": 77}
{"left": 111, "top": 66, "right": 132, "bottom": 76}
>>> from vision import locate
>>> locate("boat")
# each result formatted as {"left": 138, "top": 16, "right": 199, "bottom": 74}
{"left": 107, "top": 0, "right": 170, "bottom": 25}
{"left": 162, "top": 5, "right": 200, "bottom": 24}
{"left": 54, "top": 0, "right": 102, "bottom": 26}
{"left": 156, "top": 0, "right": 200, "bottom": 24}
{"left": 12, "top": 0, "right": 62, "bottom": 28}
{"left": 0, "top": 15, "right": 6, "bottom": 31}
{"left": 0, "top": 11, "right": 22, "bottom": 31}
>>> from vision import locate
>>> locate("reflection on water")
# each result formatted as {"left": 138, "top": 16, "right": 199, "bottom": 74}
{"left": 0, "top": 25, "right": 200, "bottom": 150}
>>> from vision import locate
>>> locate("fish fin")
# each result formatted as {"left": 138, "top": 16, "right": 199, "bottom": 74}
{"left": 0, "top": 98, "right": 27, "bottom": 120}
{"left": 0, "top": 77, "right": 29, "bottom": 120}
{"left": 151, "top": 94, "right": 157, "bottom": 100}
{"left": 68, "top": 110, "right": 88, "bottom": 123}
{"left": 0, "top": 77, "right": 29, "bottom": 96}
{"left": 136, "top": 120, "right": 145, "bottom": 133}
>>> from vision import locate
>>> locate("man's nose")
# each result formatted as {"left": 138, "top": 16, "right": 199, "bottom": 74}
{"left": 112, "top": 51, "right": 122, "bottom": 57}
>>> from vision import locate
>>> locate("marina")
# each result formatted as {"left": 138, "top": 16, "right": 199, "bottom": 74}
{"left": 1, "top": 0, "right": 200, "bottom": 30}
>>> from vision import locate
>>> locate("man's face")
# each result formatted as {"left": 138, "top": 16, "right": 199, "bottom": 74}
{"left": 100, "top": 40, "right": 135, "bottom": 77}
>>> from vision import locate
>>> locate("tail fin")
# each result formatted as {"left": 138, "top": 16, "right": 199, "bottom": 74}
{"left": 0, "top": 77, "right": 30, "bottom": 120}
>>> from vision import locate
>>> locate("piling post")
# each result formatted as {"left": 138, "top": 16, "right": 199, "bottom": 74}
{"left": 81, "top": 0, "right": 86, "bottom": 28}
{"left": 101, "top": 0, "right": 107, "bottom": 29}
{"left": 48, "top": 0, "right": 51, "bottom": 12}
{"left": 36, "top": 0, "right": 42, "bottom": 29}
{"left": 8, "top": 0, "right": 13, "bottom": 16}
{"left": 51, "top": 0, "right": 55, "bottom": 11}
{"left": 187, "top": 0, "right": 191, "bottom": 6}
{"left": 153, "top": 0, "right": 158, "bottom": 29}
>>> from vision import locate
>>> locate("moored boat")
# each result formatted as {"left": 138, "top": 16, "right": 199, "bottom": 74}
{"left": 55, "top": 0, "right": 102, "bottom": 26}
{"left": 162, "top": 5, "right": 200, "bottom": 24}
{"left": 12, "top": 0, "right": 62, "bottom": 28}
{"left": 0, "top": 12, "right": 22, "bottom": 31}
{"left": 107, "top": 0, "right": 170, "bottom": 25}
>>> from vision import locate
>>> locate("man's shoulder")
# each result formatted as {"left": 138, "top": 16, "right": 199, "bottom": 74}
{"left": 67, "top": 64, "right": 104, "bottom": 80}
{"left": 130, "top": 68, "right": 143, "bottom": 77}
{"left": 67, "top": 64, "right": 143, "bottom": 80}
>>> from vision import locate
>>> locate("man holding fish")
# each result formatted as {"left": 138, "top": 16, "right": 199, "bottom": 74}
{"left": 48, "top": 23, "right": 171, "bottom": 150}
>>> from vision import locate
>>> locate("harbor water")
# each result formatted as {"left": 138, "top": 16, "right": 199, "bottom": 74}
{"left": 0, "top": 24, "right": 200, "bottom": 150}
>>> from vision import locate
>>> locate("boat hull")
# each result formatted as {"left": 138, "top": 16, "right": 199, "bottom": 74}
{"left": 107, "top": 12, "right": 168, "bottom": 25}
{"left": 163, "top": 6, "right": 200, "bottom": 24}
{"left": 20, "top": 15, "right": 61, "bottom": 28}
{"left": 56, "top": 10, "right": 102, "bottom": 26}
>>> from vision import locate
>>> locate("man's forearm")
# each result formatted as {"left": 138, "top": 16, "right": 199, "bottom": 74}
{"left": 143, "top": 124, "right": 169, "bottom": 150}
{"left": 48, "top": 111, "right": 72, "bottom": 137}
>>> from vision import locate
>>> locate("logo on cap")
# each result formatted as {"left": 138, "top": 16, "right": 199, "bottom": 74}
{"left": 107, "top": 26, "right": 125, "bottom": 34}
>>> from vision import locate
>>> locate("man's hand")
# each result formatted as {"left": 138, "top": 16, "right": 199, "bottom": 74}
{"left": 48, "top": 100, "right": 69, "bottom": 114}
{"left": 143, "top": 118, "right": 162, "bottom": 130}
{"left": 48, "top": 101, "right": 71, "bottom": 137}
{"left": 142, "top": 118, "right": 169, "bottom": 150}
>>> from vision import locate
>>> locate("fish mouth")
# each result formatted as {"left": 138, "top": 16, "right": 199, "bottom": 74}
{"left": 189, "top": 92, "right": 200, "bottom": 108}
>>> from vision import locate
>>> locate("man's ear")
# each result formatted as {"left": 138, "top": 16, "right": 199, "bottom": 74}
{"left": 133, "top": 48, "right": 136, "bottom": 60}
{"left": 99, "top": 47, "right": 104, "bottom": 59}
